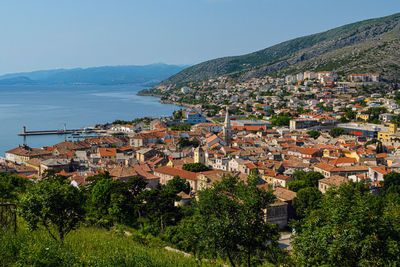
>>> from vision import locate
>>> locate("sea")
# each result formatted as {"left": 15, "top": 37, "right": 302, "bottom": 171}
{"left": 0, "top": 84, "right": 180, "bottom": 156}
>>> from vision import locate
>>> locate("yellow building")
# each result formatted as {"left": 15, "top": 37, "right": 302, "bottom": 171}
{"left": 356, "top": 113, "right": 369, "bottom": 121}
{"left": 378, "top": 124, "right": 398, "bottom": 140}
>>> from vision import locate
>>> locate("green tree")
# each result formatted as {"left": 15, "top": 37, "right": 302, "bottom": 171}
{"left": 163, "top": 215, "right": 204, "bottom": 258}
{"left": 303, "top": 172, "right": 324, "bottom": 188}
{"left": 140, "top": 184, "right": 182, "bottom": 235}
{"left": 88, "top": 176, "right": 147, "bottom": 227}
{"left": 292, "top": 182, "right": 400, "bottom": 266}
{"left": 288, "top": 180, "right": 307, "bottom": 192}
{"left": 182, "top": 163, "right": 209, "bottom": 172}
{"left": 165, "top": 176, "right": 191, "bottom": 194}
{"left": 288, "top": 171, "right": 323, "bottom": 191}
{"left": 196, "top": 175, "right": 281, "bottom": 267}
{"left": 270, "top": 115, "right": 290, "bottom": 126}
{"left": 292, "top": 187, "right": 322, "bottom": 218}
{"left": 329, "top": 127, "right": 348, "bottom": 138}
{"left": 0, "top": 173, "right": 29, "bottom": 202}
{"left": 382, "top": 171, "right": 400, "bottom": 196}
{"left": 307, "top": 130, "right": 321, "bottom": 139}
{"left": 18, "top": 179, "right": 85, "bottom": 244}
{"left": 177, "top": 137, "right": 199, "bottom": 148}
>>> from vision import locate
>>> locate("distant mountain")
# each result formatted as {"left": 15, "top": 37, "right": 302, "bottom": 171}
{"left": 159, "top": 12, "right": 400, "bottom": 86}
{"left": 0, "top": 76, "right": 36, "bottom": 85}
{"left": 0, "top": 64, "right": 188, "bottom": 86}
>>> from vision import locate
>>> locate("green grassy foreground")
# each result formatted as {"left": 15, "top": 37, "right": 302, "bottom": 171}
{"left": 0, "top": 226, "right": 220, "bottom": 267}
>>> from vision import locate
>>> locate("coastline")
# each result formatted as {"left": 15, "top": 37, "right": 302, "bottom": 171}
{"left": 137, "top": 92, "right": 196, "bottom": 109}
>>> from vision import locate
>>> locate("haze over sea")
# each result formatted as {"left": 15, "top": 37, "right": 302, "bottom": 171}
{"left": 0, "top": 85, "right": 180, "bottom": 156}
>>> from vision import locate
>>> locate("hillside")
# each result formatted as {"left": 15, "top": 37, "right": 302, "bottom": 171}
{"left": 0, "top": 226, "right": 219, "bottom": 266}
{"left": 0, "top": 63, "right": 187, "bottom": 86}
{"left": 159, "top": 12, "right": 400, "bottom": 86}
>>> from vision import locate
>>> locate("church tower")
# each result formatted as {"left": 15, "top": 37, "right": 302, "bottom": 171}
{"left": 223, "top": 106, "right": 231, "bottom": 145}
{"left": 194, "top": 146, "right": 206, "bottom": 165}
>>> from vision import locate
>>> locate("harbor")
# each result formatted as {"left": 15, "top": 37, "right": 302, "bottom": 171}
{"left": 17, "top": 126, "right": 105, "bottom": 136}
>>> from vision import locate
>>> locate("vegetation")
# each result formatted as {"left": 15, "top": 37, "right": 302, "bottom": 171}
{"left": 292, "top": 181, "right": 400, "bottom": 266}
{"left": 3, "top": 167, "right": 400, "bottom": 266}
{"left": 329, "top": 127, "right": 348, "bottom": 138}
{"left": 171, "top": 123, "right": 192, "bottom": 131}
{"left": 270, "top": 114, "right": 291, "bottom": 126}
{"left": 182, "top": 163, "right": 209, "bottom": 172}
{"left": 288, "top": 171, "right": 324, "bottom": 192}
{"left": 0, "top": 173, "right": 29, "bottom": 202}
{"left": 307, "top": 130, "right": 321, "bottom": 139}
{"left": 0, "top": 226, "right": 216, "bottom": 267}
{"left": 177, "top": 137, "right": 199, "bottom": 148}
{"left": 112, "top": 117, "right": 152, "bottom": 125}
{"left": 18, "top": 175, "right": 85, "bottom": 244}
{"left": 158, "top": 13, "right": 400, "bottom": 86}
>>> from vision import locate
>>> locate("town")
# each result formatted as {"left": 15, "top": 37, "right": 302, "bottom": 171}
{"left": 2, "top": 70, "right": 399, "bottom": 230}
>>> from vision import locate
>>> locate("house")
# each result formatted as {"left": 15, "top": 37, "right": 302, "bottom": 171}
{"left": 40, "top": 159, "right": 78, "bottom": 175}
{"left": 348, "top": 73, "right": 379, "bottom": 83}
{"left": 205, "top": 134, "right": 226, "bottom": 148}
{"left": 368, "top": 166, "right": 391, "bottom": 182}
{"left": 174, "top": 191, "right": 192, "bottom": 207}
{"left": 5, "top": 145, "right": 52, "bottom": 164}
{"left": 130, "top": 132, "right": 162, "bottom": 148}
{"left": 184, "top": 112, "right": 207, "bottom": 124}
{"left": 153, "top": 166, "right": 197, "bottom": 191}
{"left": 272, "top": 174, "right": 292, "bottom": 188}
{"left": 289, "top": 119, "right": 319, "bottom": 130}
{"left": 108, "top": 165, "right": 139, "bottom": 182}
{"left": 314, "top": 163, "right": 368, "bottom": 178}
{"left": 379, "top": 113, "right": 394, "bottom": 123}
{"left": 98, "top": 147, "right": 117, "bottom": 160}
{"left": 318, "top": 175, "right": 348, "bottom": 193}
{"left": 136, "top": 148, "right": 158, "bottom": 163}
{"left": 266, "top": 199, "right": 288, "bottom": 229}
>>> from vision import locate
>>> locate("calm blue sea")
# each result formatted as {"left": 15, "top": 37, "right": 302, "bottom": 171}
{"left": 0, "top": 84, "right": 180, "bottom": 156}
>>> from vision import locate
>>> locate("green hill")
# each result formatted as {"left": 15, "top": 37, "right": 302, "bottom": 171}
{"left": 0, "top": 226, "right": 219, "bottom": 266}
{"left": 159, "top": 12, "right": 400, "bottom": 86}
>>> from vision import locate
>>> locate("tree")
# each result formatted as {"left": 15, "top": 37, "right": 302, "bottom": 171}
{"left": 163, "top": 215, "right": 204, "bottom": 258}
{"left": 0, "top": 173, "right": 29, "bottom": 202}
{"left": 270, "top": 115, "right": 290, "bottom": 126}
{"left": 171, "top": 123, "right": 192, "bottom": 131}
{"left": 166, "top": 176, "right": 191, "bottom": 194}
{"left": 382, "top": 171, "right": 400, "bottom": 196}
{"left": 288, "top": 180, "right": 307, "bottom": 192}
{"left": 140, "top": 184, "right": 182, "bottom": 235}
{"left": 88, "top": 176, "right": 147, "bottom": 227}
{"left": 288, "top": 171, "right": 323, "bottom": 191}
{"left": 182, "top": 163, "right": 209, "bottom": 172}
{"left": 303, "top": 172, "right": 324, "bottom": 188}
{"left": 292, "top": 182, "right": 400, "bottom": 266}
{"left": 177, "top": 137, "right": 199, "bottom": 148}
{"left": 307, "top": 130, "right": 321, "bottom": 139}
{"left": 292, "top": 187, "right": 322, "bottom": 218}
{"left": 196, "top": 175, "right": 281, "bottom": 267}
{"left": 18, "top": 179, "right": 85, "bottom": 244}
{"left": 329, "top": 127, "right": 348, "bottom": 138}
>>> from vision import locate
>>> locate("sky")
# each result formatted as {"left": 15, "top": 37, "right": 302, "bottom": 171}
{"left": 1, "top": 0, "right": 400, "bottom": 75}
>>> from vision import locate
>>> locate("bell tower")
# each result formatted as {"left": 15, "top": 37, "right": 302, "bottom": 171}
{"left": 194, "top": 146, "right": 205, "bottom": 165}
{"left": 223, "top": 106, "right": 231, "bottom": 145}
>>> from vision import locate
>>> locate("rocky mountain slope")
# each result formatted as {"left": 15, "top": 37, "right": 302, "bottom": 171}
{"left": 160, "top": 12, "right": 400, "bottom": 86}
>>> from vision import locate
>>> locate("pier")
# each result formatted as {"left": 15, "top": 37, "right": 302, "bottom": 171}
{"left": 18, "top": 126, "right": 99, "bottom": 136}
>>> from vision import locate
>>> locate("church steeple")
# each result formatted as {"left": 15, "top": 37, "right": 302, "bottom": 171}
{"left": 223, "top": 106, "right": 231, "bottom": 145}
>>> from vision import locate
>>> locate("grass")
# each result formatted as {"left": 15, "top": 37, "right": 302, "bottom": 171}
{"left": 0, "top": 225, "right": 221, "bottom": 267}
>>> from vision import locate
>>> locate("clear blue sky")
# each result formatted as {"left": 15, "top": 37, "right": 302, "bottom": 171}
{"left": 1, "top": 0, "right": 399, "bottom": 75}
